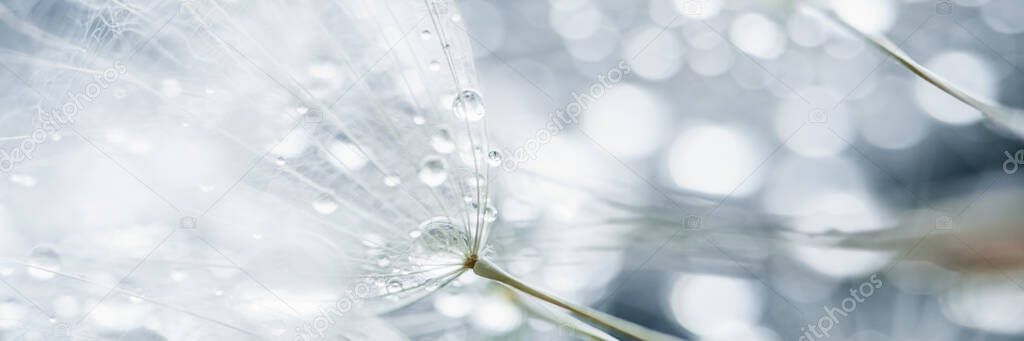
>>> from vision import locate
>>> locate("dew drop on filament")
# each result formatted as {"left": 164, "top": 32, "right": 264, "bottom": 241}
{"left": 487, "top": 150, "right": 502, "bottom": 167}
{"left": 452, "top": 89, "right": 486, "bottom": 121}
{"left": 312, "top": 194, "right": 339, "bottom": 214}
{"left": 483, "top": 205, "right": 498, "bottom": 222}
{"left": 418, "top": 157, "right": 449, "bottom": 187}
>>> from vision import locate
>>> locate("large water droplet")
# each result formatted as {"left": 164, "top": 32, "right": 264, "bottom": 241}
{"left": 409, "top": 218, "right": 470, "bottom": 267}
{"left": 418, "top": 157, "right": 449, "bottom": 187}
{"left": 312, "top": 194, "right": 339, "bottom": 214}
{"left": 431, "top": 129, "right": 455, "bottom": 154}
{"left": 27, "top": 245, "right": 61, "bottom": 280}
{"left": 429, "top": 60, "right": 441, "bottom": 71}
{"left": 420, "top": 29, "right": 432, "bottom": 40}
{"left": 483, "top": 205, "right": 498, "bottom": 223}
{"left": 452, "top": 90, "right": 486, "bottom": 121}
{"left": 487, "top": 150, "right": 503, "bottom": 167}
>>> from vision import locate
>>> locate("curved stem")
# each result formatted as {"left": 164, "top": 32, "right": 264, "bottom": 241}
{"left": 502, "top": 287, "right": 617, "bottom": 341}
{"left": 802, "top": 5, "right": 1024, "bottom": 138}
{"left": 472, "top": 258, "right": 685, "bottom": 341}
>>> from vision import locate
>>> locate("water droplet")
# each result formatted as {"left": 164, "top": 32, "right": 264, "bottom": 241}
{"left": 409, "top": 230, "right": 422, "bottom": 238}
{"left": 51, "top": 133, "right": 62, "bottom": 142}
{"left": 409, "top": 218, "right": 469, "bottom": 267}
{"left": 431, "top": 129, "right": 456, "bottom": 154}
{"left": 452, "top": 90, "right": 485, "bottom": 121}
{"left": 199, "top": 184, "right": 215, "bottom": 193}
{"left": 274, "top": 156, "right": 287, "bottom": 166}
{"left": 295, "top": 106, "right": 310, "bottom": 114}
{"left": 413, "top": 116, "right": 426, "bottom": 125}
{"left": 487, "top": 150, "right": 503, "bottom": 167}
{"left": 312, "top": 194, "right": 339, "bottom": 214}
{"left": 483, "top": 205, "right": 498, "bottom": 222}
{"left": 418, "top": 157, "right": 448, "bottom": 187}
{"left": 386, "top": 280, "right": 403, "bottom": 294}
{"left": 429, "top": 60, "right": 441, "bottom": 71}
{"left": 383, "top": 175, "right": 402, "bottom": 187}
{"left": 26, "top": 245, "right": 61, "bottom": 280}
{"left": 420, "top": 29, "right": 432, "bottom": 40}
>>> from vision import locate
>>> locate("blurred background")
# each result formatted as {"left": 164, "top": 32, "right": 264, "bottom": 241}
{"left": 442, "top": 0, "right": 1024, "bottom": 340}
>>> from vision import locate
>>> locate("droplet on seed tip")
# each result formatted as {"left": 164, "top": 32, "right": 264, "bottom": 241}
{"left": 409, "top": 217, "right": 470, "bottom": 267}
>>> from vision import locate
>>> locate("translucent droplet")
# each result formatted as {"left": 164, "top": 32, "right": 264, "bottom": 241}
{"left": 409, "top": 230, "right": 422, "bottom": 238}
{"left": 409, "top": 218, "right": 469, "bottom": 267}
{"left": 312, "top": 194, "right": 339, "bottom": 214}
{"left": 386, "top": 280, "right": 403, "bottom": 294}
{"left": 26, "top": 245, "right": 61, "bottom": 280}
{"left": 483, "top": 205, "right": 498, "bottom": 222}
{"left": 431, "top": 129, "right": 456, "bottom": 154}
{"left": 487, "top": 150, "right": 502, "bottom": 167}
{"left": 429, "top": 60, "right": 441, "bottom": 71}
{"left": 413, "top": 116, "right": 426, "bottom": 125}
{"left": 452, "top": 89, "right": 485, "bottom": 121}
{"left": 383, "top": 175, "right": 402, "bottom": 187}
{"left": 420, "top": 29, "right": 432, "bottom": 40}
{"left": 274, "top": 156, "right": 286, "bottom": 166}
{"left": 418, "top": 157, "right": 449, "bottom": 187}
